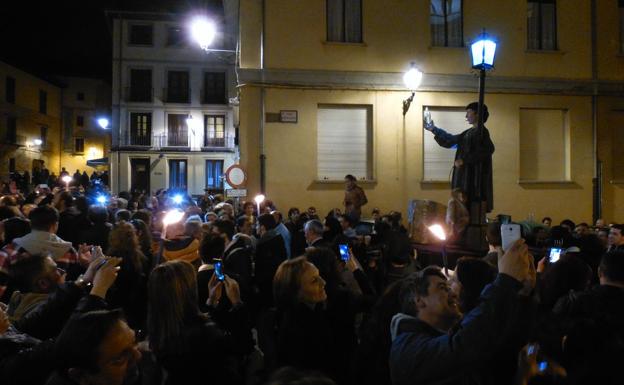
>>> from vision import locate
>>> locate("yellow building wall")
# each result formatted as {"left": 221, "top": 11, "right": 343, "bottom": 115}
{"left": 239, "top": 85, "right": 595, "bottom": 223}
{"left": 255, "top": 0, "right": 592, "bottom": 79}
{"left": 597, "top": 96, "right": 624, "bottom": 223}
{"left": 596, "top": 0, "right": 624, "bottom": 80}
{"left": 0, "top": 62, "right": 63, "bottom": 177}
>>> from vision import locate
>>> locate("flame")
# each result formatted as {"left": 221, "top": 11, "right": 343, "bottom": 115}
{"left": 428, "top": 224, "right": 447, "bottom": 241}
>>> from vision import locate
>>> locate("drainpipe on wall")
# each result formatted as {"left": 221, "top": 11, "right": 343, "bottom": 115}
{"left": 259, "top": 0, "right": 266, "bottom": 193}
{"left": 591, "top": 0, "right": 600, "bottom": 222}
{"left": 117, "top": 17, "right": 123, "bottom": 194}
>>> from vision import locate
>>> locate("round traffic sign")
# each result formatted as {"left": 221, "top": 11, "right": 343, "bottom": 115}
{"left": 225, "top": 164, "right": 247, "bottom": 188}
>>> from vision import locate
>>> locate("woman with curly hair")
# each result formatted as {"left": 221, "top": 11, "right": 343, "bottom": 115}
{"left": 107, "top": 220, "right": 149, "bottom": 330}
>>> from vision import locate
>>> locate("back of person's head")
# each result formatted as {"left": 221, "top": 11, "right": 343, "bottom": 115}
{"left": 344, "top": 174, "right": 356, "bottom": 182}
{"left": 304, "top": 247, "right": 340, "bottom": 293}
{"left": 88, "top": 205, "right": 109, "bottom": 225}
{"left": 54, "top": 309, "right": 138, "bottom": 384}
{"left": 539, "top": 255, "right": 592, "bottom": 309}
{"left": 8, "top": 253, "right": 50, "bottom": 292}
{"left": 115, "top": 209, "right": 131, "bottom": 223}
{"left": 560, "top": 219, "right": 576, "bottom": 231}
{"left": 486, "top": 221, "right": 502, "bottom": 247}
{"left": 610, "top": 223, "right": 624, "bottom": 235}
{"left": 108, "top": 221, "right": 143, "bottom": 271}
{"left": 213, "top": 219, "right": 235, "bottom": 240}
{"left": 2, "top": 217, "right": 31, "bottom": 246}
{"left": 267, "top": 367, "right": 337, "bottom": 385}
{"left": 131, "top": 209, "right": 152, "bottom": 227}
{"left": 258, "top": 213, "right": 277, "bottom": 231}
{"left": 184, "top": 219, "right": 202, "bottom": 238}
{"left": 58, "top": 191, "right": 75, "bottom": 208}
{"left": 399, "top": 267, "right": 446, "bottom": 316}
{"left": 273, "top": 256, "right": 310, "bottom": 310}
{"left": 199, "top": 232, "right": 225, "bottom": 264}
{"left": 304, "top": 219, "right": 324, "bottom": 236}
{"left": 118, "top": 191, "right": 131, "bottom": 201}
{"left": 147, "top": 260, "right": 200, "bottom": 354}
{"left": 465, "top": 102, "right": 489, "bottom": 123}
{"left": 387, "top": 233, "right": 413, "bottom": 265}
{"left": 598, "top": 250, "right": 624, "bottom": 283}
{"left": 455, "top": 257, "right": 497, "bottom": 313}
{"left": 29, "top": 205, "right": 59, "bottom": 231}
{"left": 75, "top": 196, "right": 88, "bottom": 214}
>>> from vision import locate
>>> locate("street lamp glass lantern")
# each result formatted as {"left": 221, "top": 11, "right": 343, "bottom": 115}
{"left": 471, "top": 37, "right": 497, "bottom": 69}
{"left": 33, "top": 139, "right": 43, "bottom": 145}
{"left": 191, "top": 17, "right": 216, "bottom": 50}
{"left": 97, "top": 118, "right": 109, "bottom": 129}
{"left": 403, "top": 65, "right": 423, "bottom": 91}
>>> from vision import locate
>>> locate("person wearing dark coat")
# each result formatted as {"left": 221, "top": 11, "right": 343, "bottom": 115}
{"left": 424, "top": 102, "right": 495, "bottom": 213}
{"left": 390, "top": 240, "right": 533, "bottom": 385}
{"left": 80, "top": 206, "right": 112, "bottom": 251}
{"left": 56, "top": 192, "right": 83, "bottom": 248}
{"left": 79, "top": 171, "right": 89, "bottom": 189}
{"left": 255, "top": 214, "right": 287, "bottom": 309}
{"left": 273, "top": 257, "right": 341, "bottom": 382}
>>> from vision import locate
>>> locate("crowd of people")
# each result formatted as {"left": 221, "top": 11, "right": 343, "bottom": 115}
{"left": 0, "top": 171, "right": 621, "bottom": 385}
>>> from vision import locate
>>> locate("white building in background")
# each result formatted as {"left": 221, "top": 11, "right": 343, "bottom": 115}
{"left": 107, "top": 7, "right": 239, "bottom": 196}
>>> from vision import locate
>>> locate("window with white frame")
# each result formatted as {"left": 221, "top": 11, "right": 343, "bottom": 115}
{"left": 327, "top": 0, "right": 362, "bottom": 43}
{"left": 317, "top": 105, "right": 372, "bottom": 181}
{"left": 430, "top": 0, "right": 463, "bottom": 47}
{"left": 519, "top": 108, "right": 570, "bottom": 182}
{"left": 527, "top": 0, "right": 557, "bottom": 50}
{"left": 423, "top": 107, "right": 467, "bottom": 182}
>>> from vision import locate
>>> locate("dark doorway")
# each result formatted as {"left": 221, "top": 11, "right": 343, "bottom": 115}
{"left": 130, "top": 158, "right": 150, "bottom": 193}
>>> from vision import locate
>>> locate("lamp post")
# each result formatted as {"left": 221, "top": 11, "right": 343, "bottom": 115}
{"left": 402, "top": 62, "right": 423, "bottom": 115}
{"left": 470, "top": 30, "right": 497, "bottom": 138}
{"left": 467, "top": 30, "right": 497, "bottom": 251}
{"left": 97, "top": 118, "right": 110, "bottom": 130}
{"left": 428, "top": 224, "right": 449, "bottom": 276}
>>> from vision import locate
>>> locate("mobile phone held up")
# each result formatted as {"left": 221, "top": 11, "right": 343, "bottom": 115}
{"left": 549, "top": 247, "right": 562, "bottom": 263}
{"left": 501, "top": 224, "right": 522, "bottom": 251}
{"left": 214, "top": 259, "right": 225, "bottom": 281}
{"left": 339, "top": 244, "right": 350, "bottom": 262}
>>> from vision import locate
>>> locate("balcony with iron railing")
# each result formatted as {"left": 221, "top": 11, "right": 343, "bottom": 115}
{"left": 202, "top": 134, "right": 235, "bottom": 150}
{"left": 163, "top": 88, "right": 191, "bottom": 104}
{"left": 114, "top": 130, "right": 235, "bottom": 152}
{"left": 124, "top": 87, "right": 154, "bottom": 103}
{"left": 200, "top": 88, "right": 227, "bottom": 105}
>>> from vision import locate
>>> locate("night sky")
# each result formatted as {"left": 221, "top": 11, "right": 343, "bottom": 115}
{"left": 0, "top": 0, "right": 218, "bottom": 84}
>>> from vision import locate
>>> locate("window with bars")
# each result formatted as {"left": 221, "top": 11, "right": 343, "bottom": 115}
{"left": 166, "top": 71, "right": 190, "bottom": 103}
{"left": 130, "top": 112, "right": 152, "bottom": 146}
{"left": 169, "top": 159, "right": 188, "bottom": 189}
{"left": 204, "top": 115, "right": 225, "bottom": 147}
{"left": 430, "top": 0, "right": 463, "bottom": 47}
{"left": 167, "top": 114, "right": 189, "bottom": 147}
{"left": 166, "top": 26, "right": 186, "bottom": 46}
{"left": 527, "top": 0, "right": 557, "bottom": 50}
{"left": 205, "top": 159, "right": 224, "bottom": 190}
{"left": 317, "top": 105, "right": 372, "bottom": 181}
{"left": 327, "top": 0, "right": 362, "bottom": 43}
{"left": 202, "top": 72, "right": 226, "bottom": 104}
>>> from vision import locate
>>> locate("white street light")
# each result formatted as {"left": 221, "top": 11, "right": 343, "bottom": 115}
{"left": 471, "top": 33, "right": 497, "bottom": 70}
{"left": 33, "top": 139, "right": 43, "bottom": 145}
{"left": 402, "top": 62, "right": 423, "bottom": 115}
{"left": 191, "top": 17, "right": 216, "bottom": 51}
{"left": 98, "top": 118, "right": 110, "bottom": 129}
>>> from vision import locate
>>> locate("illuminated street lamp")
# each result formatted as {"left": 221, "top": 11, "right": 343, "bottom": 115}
{"left": 402, "top": 62, "right": 423, "bottom": 116}
{"left": 97, "top": 118, "right": 110, "bottom": 129}
{"left": 470, "top": 30, "right": 497, "bottom": 133}
{"left": 33, "top": 139, "right": 43, "bottom": 145}
{"left": 61, "top": 175, "right": 72, "bottom": 189}
{"left": 428, "top": 224, "right": 449, "bottom": 276}
{"left": 254, "top": 194, "right": 265, "bottom": 216}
